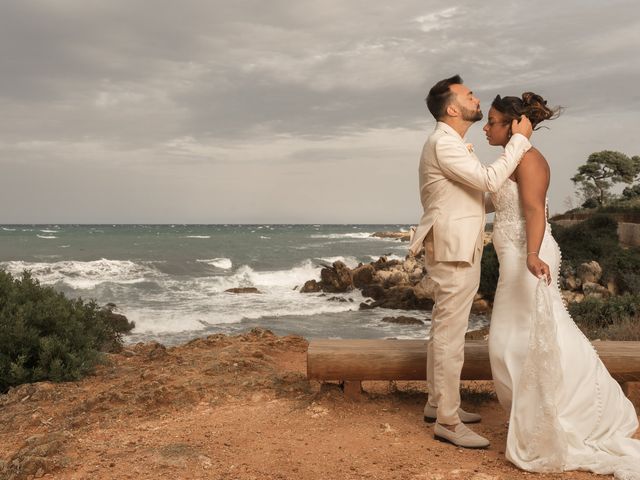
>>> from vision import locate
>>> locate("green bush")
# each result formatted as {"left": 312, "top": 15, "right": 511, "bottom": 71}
{"left": 552, "top": 215, "right": 640, "bottom": 295}
{"left": 551, "top": 215, "right": 620, "bottom": 265}
{"left": 0, "top": 270, "right": 134, "bottom": 392}
{"left": 569, "top": 295, "right": 640, "bottom": 340}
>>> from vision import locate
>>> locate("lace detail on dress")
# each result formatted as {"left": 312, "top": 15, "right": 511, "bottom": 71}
{"left": 490, "top": 180, "right": 551, "bottom": 251}
{"left": 511, "top": 279, "right": 568, "bottom": 471}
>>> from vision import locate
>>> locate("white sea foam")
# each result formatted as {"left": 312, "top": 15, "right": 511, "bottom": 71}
{"left": 197, "top": 258, "right": 232, "bottom": 269}
{"left": 309, "top": 232, "right": 373, "bottom": 239}
{"left": 316, "top": 256, "right": 360, "bottom": 269}
{"left": 37, "top": 235, "right": 57, "bottom": 239}
{"left": 367, "top": 254, "right": 405, "bottom": 262}
{"left": 184, "top": 235, "right": 211, "bottom": 239}
{"left": 1, "top": 258, "right": 161, "bottom": 289}
{"left": 2, "top": 227, "right": 16, "bottom": 231}
{"left": 40, "top": 229, "right": 59, "bottom": 233}
{"left": 259, "top": 236, "right": 271, "bottom": 239}
{"left": 210, "top": 260, "right": 321, "bottom": 292}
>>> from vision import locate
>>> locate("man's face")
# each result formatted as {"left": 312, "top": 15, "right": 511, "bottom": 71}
{"left": 449, "top": 83, "right": 483, "bottom": 122}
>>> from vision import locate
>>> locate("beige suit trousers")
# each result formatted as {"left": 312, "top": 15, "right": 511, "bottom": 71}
{"left": 424, "top": 231, "right": 481, "bottom": 425}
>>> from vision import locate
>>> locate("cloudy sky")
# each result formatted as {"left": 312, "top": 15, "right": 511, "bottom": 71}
{"left": 1, "top": 0, "right": 639, "bottom": 223}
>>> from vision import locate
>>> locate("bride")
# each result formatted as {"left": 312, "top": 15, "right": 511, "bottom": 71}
{"left": 485, "top": 92, "right": 640, "bottom": 479}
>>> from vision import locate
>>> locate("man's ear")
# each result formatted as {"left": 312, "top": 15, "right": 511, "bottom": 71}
{"left": 445, "top": 103, "right": 458, "bottom": 118}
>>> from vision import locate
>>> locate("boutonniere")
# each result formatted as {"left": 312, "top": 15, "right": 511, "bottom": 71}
{"left": 466, "top": 143, "right": 474, "bottom": 153}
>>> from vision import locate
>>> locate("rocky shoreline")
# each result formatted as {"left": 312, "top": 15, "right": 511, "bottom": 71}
{"left": 295, "top": 231, "right": 622, "bottom": 320}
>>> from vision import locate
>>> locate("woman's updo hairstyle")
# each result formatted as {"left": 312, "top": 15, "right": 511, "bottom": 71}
{"left": 491, "top": 92, "right": 561, "bottom": 129}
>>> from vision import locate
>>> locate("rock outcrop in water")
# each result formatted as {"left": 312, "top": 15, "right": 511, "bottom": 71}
{"left": 300, "top": 231, "right": 618, "bottom": 313}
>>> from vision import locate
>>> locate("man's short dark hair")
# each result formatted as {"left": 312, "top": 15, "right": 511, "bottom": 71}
{"left": 426, "top": 74, "right": 463, "bottom": 120}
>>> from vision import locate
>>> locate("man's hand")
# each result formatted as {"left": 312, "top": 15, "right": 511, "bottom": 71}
{"left": 526, "top": 254, "right": 551, "bottom": 284}
{"left": 511, "top": 115, "right": 533, "bottom": 139}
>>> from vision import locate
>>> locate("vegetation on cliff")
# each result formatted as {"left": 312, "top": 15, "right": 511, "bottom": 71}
{"left": 0, "top": 270, "right": 134, "bottom": 392}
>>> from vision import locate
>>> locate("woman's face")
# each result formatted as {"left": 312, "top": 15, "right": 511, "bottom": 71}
{"left": 483, "top": 107, "right": 511, "bottom": 146}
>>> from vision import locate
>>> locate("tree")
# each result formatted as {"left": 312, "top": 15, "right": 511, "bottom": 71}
{"left": 571, "top": 151, "right": 640, "bottom": 207}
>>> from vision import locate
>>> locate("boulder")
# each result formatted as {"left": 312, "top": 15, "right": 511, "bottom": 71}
{"left": 352, "top": 264, "right": 375, "bottom": 288}
{"left": 471, "top": 298, "right": 492, "bottom": 314}
{"left": 577, "top": 261, "right": 603, "bottom": 284}
{"left": 561, "top": 290, "right": 585, "bottom": 304}
{"left": 384, "top": 271, "right": 410, "bottom": 288}
{"left": 408, "top": 267, "right": 424, "bottom": 284}
{"left": 319, "top": 261, "right": 353, "bottom": 293}
{"left": 372, "top": 257, "right": 402, "bottom": 271}
{"left": 402, "top": 257, "right": 417, "bottom": 273}
{"left": 381, "top": 316, "right": 424, "bottom": 325}
{"left": 371, "top": 231, "right": 411, "bottom": 241}
{"left": 582, "top": 281, "right": 610, "bottom": 299}
{"left": 413, "top": 276, "right": 437, "bottom": 300}
{"left": 225, "top": 287, "right": 262, "bottom": 294}
{"left": 362, "top": 286, "right": 434, "bottom": 310}
{"left": 361, "top": 284, "right": 386, "bottom": 300}
{"left": 300, "top": 280, "right": 322, "bottom": 293}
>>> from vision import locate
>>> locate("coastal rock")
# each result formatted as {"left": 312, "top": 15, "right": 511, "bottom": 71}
{"left": 375, "top": 270, "right": 409, "bottom": 288}
{"left": 373, "top": 257, "right": 402, "bottom": 271}
{"left": 402, "top": 257, "right": 418, "bottom": 273}
{"left": 300, "top": 280, "right": 322, "bottom": 293}
{"left": 561, "top": 290, "right": 585, "bottom": 304}
{"left": 577, "top": 261, "right": 603, "bottom": 284}
{"left": 352, "top": 264, "right": 375, "bottom": 288}
{"left": 381, "top": 316, "right": 424, "bottom": 325}
{"left": 361, "top": 284, "right": 386, "bottom": 300}
{"left": 414, "top": 276, "right": 437, "bottom": 300}
{"left": 362, "top": 286, "right": 435, "bottom": 310}
{"left": 225, "top": 287, "right": 263, "bottom": 294}
{"left": 471, "top": 298, "right": 492, "bottom": 314}
{"left": 320, "top": 261, "right": 353, "bottom": 293}
{"left": 371, "top": 231, "right": 411, "bottom": 241}
{"left": 409, "top": 267, "right": 424, "bottom": 284}
{"left": 582, "top": 281, "right": 610, "bottom": 299}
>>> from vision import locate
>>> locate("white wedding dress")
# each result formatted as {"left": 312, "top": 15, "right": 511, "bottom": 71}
{"left": 489, "top": 178, "right": 640, "bottom": 479}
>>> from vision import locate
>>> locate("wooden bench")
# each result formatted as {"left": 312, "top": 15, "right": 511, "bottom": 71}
{"left": 307, "top": 339, "right": 640, "bottom": 408}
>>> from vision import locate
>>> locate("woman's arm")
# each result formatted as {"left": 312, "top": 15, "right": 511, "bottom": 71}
{"left": 514, "top": 148, "right": 551, "bottom": 283}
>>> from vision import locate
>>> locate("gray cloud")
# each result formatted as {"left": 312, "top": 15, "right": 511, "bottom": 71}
{"left": 1, "top": 0, "right": 639, "bottom": 222}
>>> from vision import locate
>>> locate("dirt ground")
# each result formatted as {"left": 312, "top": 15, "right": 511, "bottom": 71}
{"left": 1, "top": 328, "right": 638, "bottom": 480}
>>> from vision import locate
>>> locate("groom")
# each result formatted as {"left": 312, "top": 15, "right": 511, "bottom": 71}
{"left": 409, "top": 75, "right": 532, "bottom": 448}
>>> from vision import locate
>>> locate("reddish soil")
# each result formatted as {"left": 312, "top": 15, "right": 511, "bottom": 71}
{"left": 1, "top": 328, "right": 638, "bottom": 480}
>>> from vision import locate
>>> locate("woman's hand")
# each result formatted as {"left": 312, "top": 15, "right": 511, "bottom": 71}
{"left": 526, "top": 254, "right": 551, "bottom": 284}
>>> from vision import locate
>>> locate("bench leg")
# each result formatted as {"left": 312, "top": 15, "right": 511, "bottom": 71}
{"left": 622, "top": 382, "right": 640, "bottom": 412}
{"left": 342, "top": 380, "right": 363, "bottom": 401}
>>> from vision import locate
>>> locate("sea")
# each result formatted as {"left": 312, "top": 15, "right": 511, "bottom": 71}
{"left": 0, "top": 224, "right": 487, "bottom": 346}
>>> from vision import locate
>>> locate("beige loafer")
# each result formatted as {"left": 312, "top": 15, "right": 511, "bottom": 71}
{"left": 433, "top": 422, "right": 490, "bottom": 449}
{"left": 423, "top": 404, "right": 481, "bottom": 424}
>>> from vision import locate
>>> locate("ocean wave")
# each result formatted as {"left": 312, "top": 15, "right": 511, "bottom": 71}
{"left": 211, "top": 260, "right": 321, "bottom": 292}
{"left": 1, "top": 258, "right": 162, "bottom": 289}
{"left": 184, "top": 235, "right": 211, "bottom": 239}
{"left": 128, "top": 289, "right": 363, "bottom": 335}
{"left": 36, "top": 235, "right": 57, "bottom": 239}
{"left": 259, "top": 236, "right": 271, "bottom": 239}
{"left": 309, "top": 232, "right": 373, "bottom": 240}
{"left": 2, "top": 227, "right": 16, "bottom": 231}
{"left": 40, "top": 229, "right": 59, "bottom": 233}
{"left": 197, "top": 258, "right": 232, "bottom": 269}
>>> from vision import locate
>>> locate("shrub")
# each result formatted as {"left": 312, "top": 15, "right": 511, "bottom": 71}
{"left": 568, "top": 294, "right": 640, "bottom": 328}
{"left": 569, "top": 295, "right": 640, "bottom": 340}
{"left": 0, "top": 270, "right": 134, "bottom": 392}
{"left": 552, "top": 215, "right": 640, "bottom": 295}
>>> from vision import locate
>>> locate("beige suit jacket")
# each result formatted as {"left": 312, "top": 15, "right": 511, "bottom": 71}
{"left": 409, "top": 122, "right": 531, "bottom": 263}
